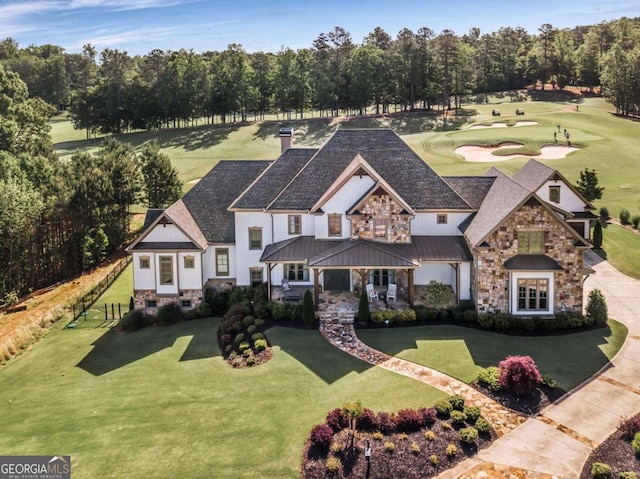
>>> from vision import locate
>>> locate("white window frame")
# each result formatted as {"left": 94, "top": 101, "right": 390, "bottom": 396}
{"left": 510, "top": 271, "right": 554, "bottom": 316}
{"left": 288, "top": 215, "right": 302, "bottom": 235}
{"left": 159, "top": 256, "right": 174, "bottom": 285}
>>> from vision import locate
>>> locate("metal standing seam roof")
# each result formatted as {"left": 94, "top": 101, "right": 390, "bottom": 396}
{"left": 132, "top": 242, "right": 201, "bottom": 251}
{"left": 503, "top": 254, "right": 564, "bottom": 270}
{"left": 267, "top": 129, "right": 472, "bottom": 211}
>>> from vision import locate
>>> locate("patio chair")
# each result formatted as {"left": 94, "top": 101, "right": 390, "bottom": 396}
{"left": 366, "top": 284, "right": 378, "bottom": 302}
{"left": 282, "top": 279, "right": 291, "bottom": 291}
{"left": 387, "top": 283, "right": 397, "bottom": 302}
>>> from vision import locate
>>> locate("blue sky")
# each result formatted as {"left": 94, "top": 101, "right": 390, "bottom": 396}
{"left": 1, "top": 0, "right": 638, "bottom": 55}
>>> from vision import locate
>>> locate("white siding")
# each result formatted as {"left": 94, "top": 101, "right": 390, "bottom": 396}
{"left": 132, "top": 252, "right": 156, "bottom": 290}
{"left": 411, "top": 212, "right": 471, "bottom": 236}
{"left": 203, "top": 245, "right": 237, "bottom": 281}
{"left": 272, "top": 213, "right": 316, "bottom": 242}
{"left": 143, "top": 224, "right": 191, "bottom": 243}
{"left": 414, "top": 263, "right": 455, "bottom": 285}
{"left": 155, "top": 253, "right": 178, "bottom": 295}
{"left": 316, "top": 176, "right": 376, "bottom": 239}
{"left": 459, "top": 262, "right": 471, "bottom": 300}
{"left": 537, "top": 180, "right": 588, "bottom": 212}
{"left": 234, "top": 212, "right": 272, "bottom": 285}
{"left": 178, "top": 252, "right": 203, "bottom": 290}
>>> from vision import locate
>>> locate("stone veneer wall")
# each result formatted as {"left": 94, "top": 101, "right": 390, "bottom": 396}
{"left": 475, "top": 201, "right": 586, "bottom": 314}
{"left": 134, "top": 289, "right": 202, "bottom": 315}
{"left": 350, "top": 193, "right": 411, "bottom": 243}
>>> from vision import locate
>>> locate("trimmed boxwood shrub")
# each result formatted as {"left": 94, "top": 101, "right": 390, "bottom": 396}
{"left": 434, "top": 399, "right": 453, "bottom": 416}
{"left": 448, "top": 394, "right": 465, "bottom": 411}
{"left": 620, "top": 472, "right": 638, "bottom": 479}
{"left": 325, "top": 457, "right": 341, "bottom": 473}
{"left": 620, "top": 209, "right": 631, "bottom": 225}
{"left": 477, "top": 314, "right": 494, "bottom": 329}
{"left": 120, "top": 309, "right": 147, "bottom": 331}
{"left": 475, "top": 417, "right": 492, "bottom": 433}
{"left": 591, "top": 462, "right": 612, "bottom": 478}
{"left": 632, "top": 432, "right": 640, "bottom": 454}
{"left": 499, "top": 355, "right": 542, "bottom": 397}
{"left": 459, "top": 427, "right": 478, "bottom": 444}
{"left": 463, "top": 406, "right": 481, "bottom": 422}
{"left": 254, "top": 339, "right": 267, "bottom": 352}
{"left": 157, "top": 302, "right": 183, "bottom": 325}
{"left": 370, "top": 308, "right": 416, "bottom": 324}
{"left": 242, "top": 315, "right": 255, "bottom": 328}
{"left": 251, "top": 332, "right": 264, "bottom": 342}
{"left": 478, "top": 366, "right": 501, "bottom": 391}
{"left": 450, "top": 410, "right": 467, "bottom": 424}
{"left": 309, "top": 424, "right": 333, "bottom": 449}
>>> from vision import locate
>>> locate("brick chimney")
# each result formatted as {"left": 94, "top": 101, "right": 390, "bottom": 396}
{"left": 279, "top": 127, "right": 293, "bottom": 153}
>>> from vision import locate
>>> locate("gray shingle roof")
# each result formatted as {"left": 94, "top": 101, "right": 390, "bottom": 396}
{"left": 182, "top": 160, "right": 271, "bottom": 243}
{"left": 464, "top": 168, "right": 533, "bottom": 247}
{"left": 230, "top": 148, "right": 317, "bottom": 209}
{"left": 442, "top": 176, "right": 496, "bottom": 209}
{"left": 268, "top": 129, "right": 471, "bottom": 211}
{"left": 164, "top": 199, "right": 208, "bottom": 249}
{"left": 142, "top": 209, "right": 164, "bottom": 230}
{"left": 511, "top": 159, "right": 555, "bottom": 191}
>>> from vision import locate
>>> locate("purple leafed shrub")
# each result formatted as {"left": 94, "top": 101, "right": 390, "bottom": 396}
{"left": 498, "top": 355, "right": 542, "bottom": 397}
{"left": 619, "top": 415, "right": 640, "bottom": 440}
{"left": 418, "top": 407, "right": 437, "bottom": 425}
{"left": 375, "top": 411, "right": 396, "bottom": 435}
{"left": 395, "top": 409, "right": 423, "bottom": 432}
{"left": 325, "top": 408, "right": 347, "bottom": 433}
{"left": 358, "top": 408, "right": 377, "bottom": 431}
{"left": 309, "top": 424, "right": 333, "bottom": 449}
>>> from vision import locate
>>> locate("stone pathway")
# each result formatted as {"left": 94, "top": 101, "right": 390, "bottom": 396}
{"left": 319, "top": 252, "right": 640, "bottom": 479}
{"left": 319, "top": 320, "right": 527, "bottom": 437}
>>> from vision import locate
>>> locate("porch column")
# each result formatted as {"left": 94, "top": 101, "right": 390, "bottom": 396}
{"left": 267, "top": 263, "right": 277, "bottom": 302}
{"left": 453, "top": 263, "right": 460, "bottom": 305}
{"left": 408, "top": 269, "right": 414, "bottom": 306}
{"left": 313, "top": 269, "right": 320, "bottom": 311}
{"left": 356, "top": 269, "right": 368, "bottom": 289}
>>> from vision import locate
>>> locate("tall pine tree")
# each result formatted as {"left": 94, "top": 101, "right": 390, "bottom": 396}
{"left": 139, "top": 140, "right": 183, "bottom": 208}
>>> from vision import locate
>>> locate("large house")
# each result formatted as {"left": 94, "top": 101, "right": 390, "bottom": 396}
{"left": 127, "top": 128, "right": 596, "bottom": 317}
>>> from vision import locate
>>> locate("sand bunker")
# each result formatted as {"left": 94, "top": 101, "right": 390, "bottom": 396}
{"left": 469, "top": 121, "right": 538, "bottom": 130}
{"left": 456, "top": 143, "right": 579, "bottom": 162}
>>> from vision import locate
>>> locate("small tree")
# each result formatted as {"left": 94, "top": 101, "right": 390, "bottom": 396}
{"left": 586, "top": 289, "right": 608, "bottom": 326}
{"left": 620, "top": 209, "right": 631, "bottom": 225}
{"left": 341, "top": 401, "right": 364, "bottom": 447}
{"left": 358, "top": 290, "right": 370, "bottom": 323}
{"left": 498, "top": 355, "right": 542, "bottom": 397}
{"left": 302, "top": 289, "right": 315, "bottom": 328}
{"left": 575, "top": 168, "right": 604, "bottom": 202}
{"left": 599, "top": 206, "right": 609, "bottom": 224}
{"left": 592, "top": 220, "right": 603, "bottom": 249}
{"left": 425, "top": 280, "right": 454, "bottom": 309}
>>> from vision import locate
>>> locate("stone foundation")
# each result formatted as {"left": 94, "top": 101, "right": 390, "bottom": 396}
{"left": 134, "top": 289, "right": 203, "bottom": 315}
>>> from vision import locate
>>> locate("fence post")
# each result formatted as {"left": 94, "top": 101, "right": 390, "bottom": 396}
{"left": 111, "top": 303, "right": 115, "bottom": 321}
{"left": 104, "top": 303, "right": 108, "bottom": 322}
{"left": 118, "top": 303, "right": 122, "bottom": 320}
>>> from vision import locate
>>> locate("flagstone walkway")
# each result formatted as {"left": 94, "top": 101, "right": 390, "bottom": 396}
{"left": 319, "top": 251, "right": 640, "bottom": 478}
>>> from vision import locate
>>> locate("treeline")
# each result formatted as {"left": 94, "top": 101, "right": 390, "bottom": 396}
{"left": 1, "top": 17, "right": 640, "bottom": 136}
{"left": 0, "top": 64, "right": 182, "bottom": 306}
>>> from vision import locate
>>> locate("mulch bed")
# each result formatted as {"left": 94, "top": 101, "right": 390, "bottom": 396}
{"left": 301, "top": 422, "right": 495, "bottom": 479}
{"left": 227, "top": 348, "right": 273, "bottom": 368}
{"left": 580, "top": 414, "right": 640, "bottom": 478}
{"left": 474, "top": 382, "right": 564, "bottom": 416}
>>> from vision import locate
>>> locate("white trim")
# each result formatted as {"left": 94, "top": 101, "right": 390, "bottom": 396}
{"left": 509, "top": 271, "right": 554, "bottom": 316}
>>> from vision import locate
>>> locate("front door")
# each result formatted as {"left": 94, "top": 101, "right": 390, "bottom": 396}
{"left": 323, "top": 269, "right": 350, "bottom": 292}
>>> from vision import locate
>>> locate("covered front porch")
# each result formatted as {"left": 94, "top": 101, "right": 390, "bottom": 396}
{"left": 261, "top": 235, "right": 472, "bottom": 310}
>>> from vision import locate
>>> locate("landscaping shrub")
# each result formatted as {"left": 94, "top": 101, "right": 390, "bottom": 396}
{"left": 303, "top": 289, "right": 316, "bottom": 328}
{"left": 450, "top": 410, "right": 467, "bottom": 424}
{"left": 373, "top": 431, "right": 384, "bottom": 441}
{"left": 326, "top": 408, "right": 347, "bottom": 433}
{"left": 245, "top": 356, "right": 255, "bottom": 366}
{"left": 429, "top": 454, "right": 438, "bottom": 465}
{"left": 414, "top": 305, "right": 439, "bottom": 322}
{"left": 619, "top": 416, "right": 640, "bottom": 440}
{"left": 251, "top": 332, "right": 264, "bottom": 342}
{"left": 384, "top": 442, "right": 395, "bottom": 452}
{"left": 476, "top": 314, "right": 494, "bottom": 329}
{"left": 632, "top": 432, "right": 640, "bottom": 454}
{"left": 370, "top": 308, "right": 416, "bottom": 324}
{"left": 325, "top": 456, "right": 341, "bottom": 474}
{"left": 593, "top": 220, "right": 603, "bottom": 249}
{"left": 492, "top": 313, "right": 511, "bottom": 333}
{"left": 357, "top": 290, "right": 370, "bottom": 323}
{"left": 241, "top": 315, "right": 255, "bottom": 328}
{"left": 425, "top": 280, "right": 454, "bottom": 308}
{"left": 358, "top": 408, "right": 377, "bottom": 431}
{"left": 463, "top": 406, "right": 481, "bottom": 422}
{"left": 375, "top": 411, "right": 396, "bottom": 435}
{"left": 475, "top": 417, "right": 492, "bottom": 434}
{"left": 197, "top": 302, "right": 211, "bottom": 318}
{"left": 477, "top": 366, "right": 501, "bottom": 391}
{"left": 246, "top": 325, "right": 257, "bottom": 335}
{"left": 434, "top": 399, "right": 453, "bottom": 416}
{"left": 120, "top": 309, "right": 147, "bottom": 331}
{"left": 330, "top": 443, "right": 341, "bottom": 455}
{"left": 620, "top": 209, "right": 631, "bottom": 225}
{"left": 254, "top": 339, "right": 267, "bottom": 352}
{"left": 254, "top": 318, "right": 265, "bottom": 328}
{"left": 599, "top": 207, "right": 609, "bottom": 222}
{"left": 591, "top": 462, "right": 612, "bottom": 478}
{"left": 586, "top": 289, "right": 608, "bottom": 326}
{"left": 234, "top": 333, "right": 245, "bottom": 345}
{"left": 309, "top": 424, "right": 333, "bottom": 449}
{"left": 238, "top": 341, "right": 251, "bottom": 352}
{"left": 205, "top": 287, "right": 229, "bottom": 315}
{"left": 632, "top": 215, "right": 640, "bottom": 229}
{"left": 268, "top": 301, "right": 303, "bottom": 322}
{"left": 463, "top": 309, "right": 478, "bottom": 323}
{"left": 395, "top": 408, "right": 422, "bottom": 432}
{"left": 157, "top": 302, "right": 183, "bottom": 325}
{"left": 498, "top": 356, "right": 542, "bottom": 397}
{"left": 419, "top": 407, "right": 437, "bottom": 425}
{"left": 425, "top": 430, "right": 435, "bottom": 441}
{"left": 620, "top": 472, "right": 638, "bottom": 479}
{"left": 459, "top": 427, "right": 478, "bottom": 444}
{"left": 410, "top": 442, "right": 420, "bottom": 454}
{"left": 446, "top": 444, "right": 458, "bottom": 457}
{"left": 448, "top": 394, "right": 465, "bottom": 411}
{"left": 541, "top": 374, "right": 559, "bottom": 389}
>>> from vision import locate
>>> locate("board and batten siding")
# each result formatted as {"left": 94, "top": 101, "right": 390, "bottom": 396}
{"left": 411, "top": 212, "right": 471, "bottom": 236}
{"left": 177, "top": 252, "right": 203, "bottom": 290}
{"left": 132, "top": 252, "right": 156, "bottom": 290}
{"left": 272, "top": 213, "right": 316, "bottom": 242}
{"left": 202, "top": 245, "right": 237, "bottom": 282}
{"left": 536, "top": 180, "right": 588, "bottom": 212}
{"left": 142, "top": 223, "right": 192, "bottom": 243}
{"left": 234, "top": 212, "right": 272, "bottom": 285}
{"left": 155, "top": 253, "right": 178, "bottom": 295}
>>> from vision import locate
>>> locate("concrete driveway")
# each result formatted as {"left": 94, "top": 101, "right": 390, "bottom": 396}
{"left": 441, "top": 251, "right": 640, "bottom": 478}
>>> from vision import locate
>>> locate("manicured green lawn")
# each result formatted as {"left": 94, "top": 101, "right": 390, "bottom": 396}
{"left": 0, "top": 320, "right": 445, "bottom": 479}
{"left": 600, "top": 224, "right": 640, "bottom": 279}
{"left": 82, "top": 264, "right": 133, "bottom": 322}
{"left": 358, "top": 320, "right": 627, "bottom": 391}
